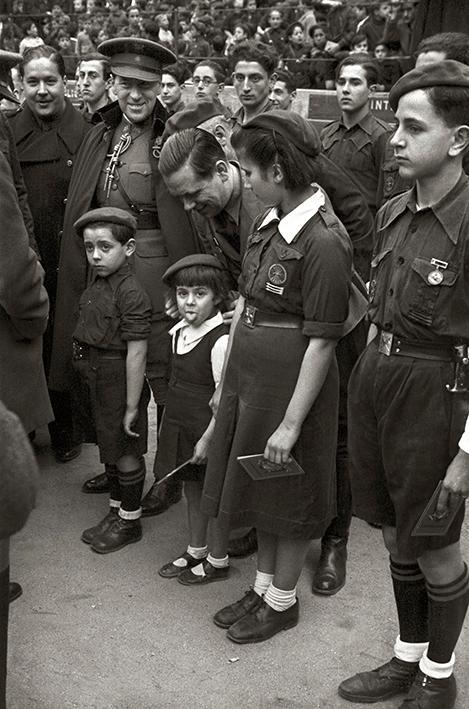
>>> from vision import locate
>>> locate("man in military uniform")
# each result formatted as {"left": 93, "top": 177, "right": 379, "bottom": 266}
{"left": 339, "top": 61, "right": 469, "bottom": 709}
{"left": 50, "top": 38, "right": 198, "bottom": 504}
{"left": 321, "top": 54, "right": 391, "bottom": 215}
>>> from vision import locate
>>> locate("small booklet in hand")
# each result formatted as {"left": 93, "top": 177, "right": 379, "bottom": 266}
{"left": 237, "top": 454, "right": 305, "bottom": 481}
{"left": 411, "top": 481, "right": 464, "bottom": 537}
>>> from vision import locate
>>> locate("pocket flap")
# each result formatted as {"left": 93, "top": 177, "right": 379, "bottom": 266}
{"left": 371, "top": 248, "right": 392, "bottom": 269}
{"left": 411, "top": 258, "right": 458, "bottom": 286}
{"left": 273, "top": 243, "right": 303, "bottom": 261}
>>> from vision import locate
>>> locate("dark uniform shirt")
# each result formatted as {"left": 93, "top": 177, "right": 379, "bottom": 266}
{"left": 74, "top": 262, "right": 152, "bottom": 350}
{"left": 369, "top": 173, "right": 469, "bottom": 344}
{"left": 321, "top": 111, "right": 391, "bottom": 213}
{"left": 239, "top": 188, "right": 352, "bottom": 339}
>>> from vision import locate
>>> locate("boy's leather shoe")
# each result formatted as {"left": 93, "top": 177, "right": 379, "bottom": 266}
{"left": 312, "top": 535, "right": 347, "bottom": 596}
{"left": 338, "top": 657, "right": 419, "bottom": 703}
{"left": 54, "top": 445, "right": 81, "bottom": 463}
{"left": 82, "top": 472, "right": 110, "bottom": 494}
{"left": 213, "top": 588, "right": 263, "bottom": 629}
{"left": 91, "top": 517, "right": 142, "bottom": 554}
{"left": 141, "top": 479, "right": 183, "bottom": 517}
{"left": 158, "top": 551, "right": 206, "bottom": 579}
{"left": 227, "top": 528, "right": 258, "bottom": 558}
{"left": 81, "top": 509, "right": 119, "bottom": 544}
{"left": 226, "top": 599, "right": 298, "bottom": 644}
{"left": 9, "top": 582, "right": 22, "bottom": 603}
{"left": 398, "top": 671, "right": 457, "bottom": 709}
{"left": 177, "top": 559, "right": 229, "bottom": 586}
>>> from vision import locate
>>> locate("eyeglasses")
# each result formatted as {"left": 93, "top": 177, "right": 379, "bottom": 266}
{"left": 193, "top": 76, "right": 217, "bottom": 87}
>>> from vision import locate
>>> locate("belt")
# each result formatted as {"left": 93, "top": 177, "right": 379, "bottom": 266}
{"left": 136, "top": 210, "right": 160, "bottom": 230}
{"left": 377, "top": 330, "right": 454, "bottom": 361}
{"left": 242, "top": 303, "right": 303, "bottom": 329}
{"left": 72, "top": 340, "right": 126, "bottom": 361}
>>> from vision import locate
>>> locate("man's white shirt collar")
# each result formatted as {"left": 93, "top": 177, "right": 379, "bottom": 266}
{"left": 258, "top": 186, "right": 325, "bottom": 244}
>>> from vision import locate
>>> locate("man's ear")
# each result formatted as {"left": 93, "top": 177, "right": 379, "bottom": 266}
{"left": 125, "top": 238, "right": 136, "bottom": 256}
{"left": 215, "top": 159, "right": 230, "bottom": 180}
{"left": 272, "top": 162, "right": 284, "bottom": 183}
{"left": 449, "top": 125, "right": 469, "bottom": 157}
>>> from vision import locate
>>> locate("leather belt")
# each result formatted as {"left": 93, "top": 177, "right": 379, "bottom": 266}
{"left": 242, "top": 303, "right": 303, "bottom": 329}
{"left": 72, "top": 340, "right": 126, "bottom": 361}
{"left": 136, "top": 210, "right": 160, "bottom": 230}
{"left": 377, "top": 330, "right": 454, "bottom": 361}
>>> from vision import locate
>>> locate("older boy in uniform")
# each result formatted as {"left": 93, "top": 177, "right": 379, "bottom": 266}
{"left": 338, "top": 61, "right": 469, "bottom": 709}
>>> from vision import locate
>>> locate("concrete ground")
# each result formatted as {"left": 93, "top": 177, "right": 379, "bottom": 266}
{"left": 7, "top": 417, "right": 469, "bottom": 709}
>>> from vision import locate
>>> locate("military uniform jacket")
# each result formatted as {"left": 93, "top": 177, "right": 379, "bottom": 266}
{"left": 49, "top": 100, "right": 198, "bottom": 391}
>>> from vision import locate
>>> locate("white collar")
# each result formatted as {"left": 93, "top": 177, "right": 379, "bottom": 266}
{"left": 258, "top": 186, "right": 326, "bottom": 244}
{"left": 169, "top": 310, "right": 224, "bottom": 344}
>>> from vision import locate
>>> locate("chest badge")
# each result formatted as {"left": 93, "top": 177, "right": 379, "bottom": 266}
{"left": 428, "top": 270, "right": 444, "bottom": 286}
{"left": 268, "top": 263, "right": 287, "bottom": 285}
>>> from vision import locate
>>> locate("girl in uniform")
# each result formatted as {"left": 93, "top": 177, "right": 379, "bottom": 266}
{"left": 156, "top": 255, "right": 230, "bottom": 580}
{"left": 198, "top": 111, "right": 353, "bottom": 643}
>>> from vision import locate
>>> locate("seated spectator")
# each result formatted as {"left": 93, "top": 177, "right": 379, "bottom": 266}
{"left": 0, "top": 16, "right": 23, "bottom": 53}
{"left": 140, "top": 19, "right": 159, "bottom": 43}
{"left": 118, "top": 6, "right": 143, "bottom": 39}
{"left": 18, "top": 22, "right": 44, "bottom": 56}
{"left": 350, "top": 32, "right": 371, "bottom": 55}
{"left": 185, "top": 21, "right": 211, "bottom": 59}
{"left": 225, "top": 22, "right": 252, "bottom": 56}
{"left": 192, "top": 60, "right": 226, "bottom": 112}
{"left": 309, "top": 24, "right": 339, "bottom": 57}
{"left": 76, "top": 16, "right": 96, "bottom": 57}
{"left": 57, "top": 31, "right": 77, "bottom": 76}
{"left": 160, "top": 61, "right": 190, "bottom": 116}
{"left": 269, "top": 68, "right": 296, "bottom": 110}
{"left": 104, "top": 0, "right": 127, "bottom": 38}
{"left": 156, "top": 14, "right": 174, "bottom": 49}
{"left": 282, "top": 22, "right": 312, "bottom": 89}
{"left": 373, "top": 39, "right": 404, "bottom": 90}
{"left": 260, "top": 7, "right": 285, "bottom": 56}
{"left": 359, "top": 2, "right": 392, "bottom": 51}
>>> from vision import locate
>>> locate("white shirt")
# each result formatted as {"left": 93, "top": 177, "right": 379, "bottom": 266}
{"left": 258, "top": 187, "right": 326, "bottom": 244}
{"left": 169, "top": 311, "right": 229, "bottom": 387}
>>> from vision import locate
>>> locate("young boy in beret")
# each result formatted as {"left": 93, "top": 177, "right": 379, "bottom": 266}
{"left": 72, "top": 207, "right": 152, "bottom": 554}
{"left": 339, "top": 61, "right": 469, "bottom": 709}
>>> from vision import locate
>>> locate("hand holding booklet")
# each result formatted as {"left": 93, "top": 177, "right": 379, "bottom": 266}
{"left": 237, "top": 454, "right": 305, "bottom": 481}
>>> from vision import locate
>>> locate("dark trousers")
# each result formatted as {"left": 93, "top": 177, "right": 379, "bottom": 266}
{"left": 0, "top": 565, "right": 9, "bottom": 709}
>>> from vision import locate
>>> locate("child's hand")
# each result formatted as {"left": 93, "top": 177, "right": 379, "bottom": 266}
{"left": 164, "top": 294, "right": 179, "bottom": 320}
{"left": 123, "top": 407, "right": 139, "bottom": 438}
{"left": 191, "top": 435, "right": 210, "bottom": 465}
{"left": 264, "top": 422, "right": 300, "bottom": 465}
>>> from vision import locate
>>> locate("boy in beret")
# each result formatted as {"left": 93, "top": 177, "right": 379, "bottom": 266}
{"left": 339, "top": 60, "right": 469, "bottom": 709}
{"left": 72, "top": 207, "right": 152, "bottom": 554}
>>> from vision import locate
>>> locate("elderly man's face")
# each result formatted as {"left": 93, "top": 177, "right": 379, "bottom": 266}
{"left": 113, "top": 75, "right": 160, "bottom": 123}
{"left": 164, "top": 161, "right": 231, "bottom": 216}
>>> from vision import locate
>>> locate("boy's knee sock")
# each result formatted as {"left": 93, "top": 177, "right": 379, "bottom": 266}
{"left": 118, "top": 461, "right": 145, "bottom": 517}
{"left": 390, "top": 558, "right": 429, "bottom": 645}
{"left": 105, "top": 464, "right": 120, "bottom": 504}
{"left": 426, "top": 563, "right": 469, "bottom": 664}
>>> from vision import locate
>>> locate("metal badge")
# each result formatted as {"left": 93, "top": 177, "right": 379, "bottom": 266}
{"left": 268, "top": 263, "right": 287, "bottom": 285}
{"left": 378, "top": 331, "right": 393, "bottom": 356}
{"left": 428, "top": 270, "right": 444, "bottom": 286}
{"left": 243, "top": 303, "right": 256, "bottom": 327}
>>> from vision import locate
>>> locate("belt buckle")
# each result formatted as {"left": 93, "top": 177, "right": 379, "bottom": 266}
{"left": 378, "top": 331, "right": 393, "bottom": 356}
{"left": 243, "top": 304, "right": 257, "bottom": 328}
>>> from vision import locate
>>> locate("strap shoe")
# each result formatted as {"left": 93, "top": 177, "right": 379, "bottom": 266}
{"left": 158, "top": 551, "right": 206, "bottom": 579}
{"left": 226, "top": 598, "right": 299, "bottom": 644}
{"left": 177, "top": 559, "right": 230, "bottom": 586}
{"left": 398, "top": 670, "right": 457, "bottom": 708}
{"left": 338, "top": 657, "right": 419, "bottom": 703}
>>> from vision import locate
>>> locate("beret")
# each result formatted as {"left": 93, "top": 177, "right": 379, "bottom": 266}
{"left": 163, "top": 254, "right": 224, "bottom": 284}
{"left": 240, "top": 109, "right": 321, "bottom": 158}
{"left": 0, "top": 50, "right": 22, "bottom": 105}
{"left": 98, "top": 38, "right": 176, "bottom": 82}
{"left": 164, "top": 99, "right": 225, "bottom": 138}
{"left": 74, "top": 207, "right": 137, "bottom": 234}
{"left": 389, "top": 59, "right": 469, "bottom": 111}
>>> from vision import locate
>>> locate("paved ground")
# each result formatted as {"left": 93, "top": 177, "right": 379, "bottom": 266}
{"left": 6, "top": 418, "right": 469, "bottom": 709}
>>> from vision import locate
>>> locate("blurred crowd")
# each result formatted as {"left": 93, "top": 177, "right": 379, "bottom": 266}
{"left": 0, "top": 1, "right": 419, "bottom": 91}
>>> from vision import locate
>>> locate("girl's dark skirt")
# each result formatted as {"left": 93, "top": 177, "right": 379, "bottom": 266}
{"left": 201, "top": 321, "right": 339, "bottom": 539}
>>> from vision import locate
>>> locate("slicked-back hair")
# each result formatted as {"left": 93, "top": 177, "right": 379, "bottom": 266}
{"left": 20, "top": 45, "right": 66, "bottom": 78}
{"left": 416, "top": 32, "right": 469, "bottom": 64}
{"left": 159, "top": 128, "right": 226, "bottom": 179}
{"left": 273, "top": 68, "right": 296, "bottom": 93}
{"left": 193, "top": 59, "right": 226, "bottom": 84}
{"left": 231, "top": 125, "right": 319, "bottom": 190}
{"left": 78, "top": 52, "right": 111, "bottom": 80}
{"left": 336, "top": 54, "right": 378, "bottom": 87}
{"left": 426, "top": 86, "right": 469, "bottom": 129}
{"left": 164, "top": 60, "right": 190, "bottom": 86}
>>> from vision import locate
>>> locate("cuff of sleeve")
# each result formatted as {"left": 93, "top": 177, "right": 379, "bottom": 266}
{"left": 459, "top": 429, "right": 469, "bottom": 455}
{"left": 302, "top": 320, "right": 345, "bottom": 339}
{"left": 120, "top": 329, "right": 151, "bottom": 341}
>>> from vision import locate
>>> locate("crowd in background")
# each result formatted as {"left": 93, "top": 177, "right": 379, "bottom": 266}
{"left": 0, "top": 1, "right": 419, "bottom": 91}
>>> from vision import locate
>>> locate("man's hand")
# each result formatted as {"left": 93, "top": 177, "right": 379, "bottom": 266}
{"left": 435, "top": 448, "right": 469, "bottom": 516}
{"left": 164, "top": 294, "right": 179, "bottom": 320}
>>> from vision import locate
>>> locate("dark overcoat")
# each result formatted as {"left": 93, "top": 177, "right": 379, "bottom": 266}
{"left": 49, "top": 100, "right": 199, "bottom": 392}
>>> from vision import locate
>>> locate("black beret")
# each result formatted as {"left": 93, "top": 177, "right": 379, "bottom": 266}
{"left": 164, "top": 99, "right": 226, "bottom": 138}
{"left": 389, "top": 59, "right": 469, "bottom": 111}
{"left": 98, "top": 38, "right": 176, "bottom": 82}
{"left": 163, "top": 254, "right": 224, "bottom": 284}
{"left": 74, "top": 207, "right": 137, "bottom": 234}
{"left": 240, "top": 109, "right": 321, "bottom": 158}
{"left": 0, "top": 50, "right": 22, "bottom": 104}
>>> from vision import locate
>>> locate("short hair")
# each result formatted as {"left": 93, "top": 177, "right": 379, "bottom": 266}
{"left": 163, "top": 61, "right": 190, "bottom": 86}
{"left": 350, "top": 32, "right": 368, "bottom": 49}
{"left": 233, "top": 22, "right": 252, "bottom": 39}
{"left": 230, "top": 40, "right": 278, "bottom": 76}
{"left": 167, "top": 264, "right": 230, "bottom": 302}
{"left": 80, "top": 221, "right": 135, "bottom": 245}
{"left": 416, "top": 32, "right": 469, "bottom": 65}
{"left": 273, "top": 68, "right": 296, "bottom": 93}
{"left": 159, "top": 128, "right": 226, "bottom": 179}
{"left": 78, "top": 52, "right": 111, "bottom": 80}
{"left": 285, "top": 22, "right": 304, "bottom": 41}
{"left": 336, "top": 54, "right": 378, "bottom": 86}
{"left": 426, "top": 86, "right": 469, "bottom": 129}
{"left": 193, "top": 59, "right": 225, "bottom": 84}
{"left": 20, "top": 45, "right": 66, "bottom": 78}
{"left": 231, "top": 125, "right": 319, "bottom": 190}
{"left": 309, "top": 24, "right": 328, "bottom": 40}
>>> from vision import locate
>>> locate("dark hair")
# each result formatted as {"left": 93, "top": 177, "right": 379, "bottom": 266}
{"left": 193, "top": 59, "right": 225, "bottom": 84}
{"left": 233, "top": 22, "right": 252, "bottom": 39}
{"left": 336, "top": 54, "right": 378, "bottom": 86}
{"left": 20, "top": 45, "right": 66, "bottom": 78}
{"left": 309, "top": 24, "right": 328, "bottom": 40}
{"left": 231, "top": 126, "right": 319, "bottom": 190}
{"left": 79, "top": 220, "right": 135, "bottom": 244}
{"left": 159, "top": 128, "right": 226, "bottom": 178}
{"left": 416, "top": 32, "right": 469, "bottom": 64}
{"left": 286, "top": 22, "right": 304, "bottom": 41}
{"left": 230, "top": 40, "right": 278, "bottom": 76}
{"left": 163, "top": 61, "right": 190, "bottom": 86}
{"left": 350, "top": 32, "right": 368, "bottom": 49}
{"left": 273, "top": 68, "right": 296, "bottom": 93}
{"left": 168, "top": 264, "right": 230, "bottom": 302}
{"left": 426, "top": 86, "right": 469, "bottom": 128}
{"left": 78, "top": 52, "right": 111, "bottom": 80}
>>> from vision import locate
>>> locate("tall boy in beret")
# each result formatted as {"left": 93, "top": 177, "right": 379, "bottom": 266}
{"left": 338, "top": 61, "right": 469, "bottom": 709}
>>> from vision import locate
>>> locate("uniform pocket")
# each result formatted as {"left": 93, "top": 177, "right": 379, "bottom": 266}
{"left": 369, "top": 248, "right": 392, "bottom": 301}
{"left": 127, "top": 163, "right": 152, "bottom": 200}
{"left": 406, "top": 257, "right": 458, "bottom": 326}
